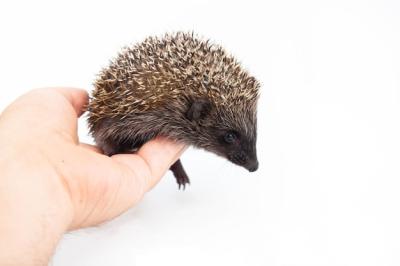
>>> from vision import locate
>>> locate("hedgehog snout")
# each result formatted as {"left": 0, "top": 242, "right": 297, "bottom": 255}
{"left": 245, "top": 159, "right": 259, "bottom": 172}
{"left": 244, "top": 146, "right": 259, "bottom": 172}
{"left": 227, "top": 150, "right": 258, "bottom": 172}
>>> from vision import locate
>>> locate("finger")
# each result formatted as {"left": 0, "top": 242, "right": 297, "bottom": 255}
{"left": 0, "top": 88, "right": 87, "bottom": 139}
{"left": 112, "top": 138, "right": 186, "bottom": 191}
{"left": 55, "top": 87, "right": 89, "bottom": 117}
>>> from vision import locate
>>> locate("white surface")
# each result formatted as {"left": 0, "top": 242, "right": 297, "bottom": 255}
{"left": 1, "top": 0, "right": 400, "bottom": 265}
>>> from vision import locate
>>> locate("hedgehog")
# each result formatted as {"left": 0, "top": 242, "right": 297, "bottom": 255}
{"left": 87, "top": 32, "right": 260, "bottom": 189}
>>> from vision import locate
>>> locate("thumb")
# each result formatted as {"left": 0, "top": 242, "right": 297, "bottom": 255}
{"left": 112, "top": 138, "right": 187, "bottom": 190}
{"left": 68, "top": 138, "right": 185, "bottom": 229}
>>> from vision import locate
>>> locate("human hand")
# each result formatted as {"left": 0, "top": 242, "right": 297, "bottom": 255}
{"left": 0, "top": 88, "right": 185, "bottom": 265}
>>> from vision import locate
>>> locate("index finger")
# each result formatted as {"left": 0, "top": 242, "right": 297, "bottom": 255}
{"left": 55, "top": 87, "right": 89, "bottom": 117}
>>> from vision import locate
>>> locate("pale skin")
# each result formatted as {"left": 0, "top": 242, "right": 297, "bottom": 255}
{"left": 0, "top": 88, "right": 185, "bottom": 265}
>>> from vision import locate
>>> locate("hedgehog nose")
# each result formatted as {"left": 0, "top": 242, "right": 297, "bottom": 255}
{"left": 247, "top": 160, "right": 259, "bottom": 172}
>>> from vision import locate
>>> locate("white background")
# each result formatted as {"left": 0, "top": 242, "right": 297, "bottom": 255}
{"left": 1, "top": 0, "right": 400, "bottom": 265}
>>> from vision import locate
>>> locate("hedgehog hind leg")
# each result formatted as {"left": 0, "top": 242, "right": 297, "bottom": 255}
{"left": 170, "top": 159, "right": 190, "bottom": 190}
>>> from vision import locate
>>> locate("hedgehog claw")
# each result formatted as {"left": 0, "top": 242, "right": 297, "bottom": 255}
{"left": 177, "top": 176, "right": 190, "bottom": 190}
{"left": 170, "top": 159, "right": 190, "bottom": 190}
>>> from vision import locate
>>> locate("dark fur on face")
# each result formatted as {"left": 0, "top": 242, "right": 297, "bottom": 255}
{"left": 184, "top": 98, "right": 258, "bottom": 172}
{"left": 88, "top": 32, "right": 260, "bottom": 188}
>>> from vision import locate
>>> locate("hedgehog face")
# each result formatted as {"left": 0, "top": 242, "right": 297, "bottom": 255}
{"left": 186, "top": 99, "right": 258, "bottom": 172}
{"left": 215, "top": 129, "right": 258, "bottom": 172}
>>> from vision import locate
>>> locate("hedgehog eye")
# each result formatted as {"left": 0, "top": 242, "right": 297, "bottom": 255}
{"left": 224, "top": 132, "right": 237, "bottom": 144}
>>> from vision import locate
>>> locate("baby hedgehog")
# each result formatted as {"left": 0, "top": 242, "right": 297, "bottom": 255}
{"left": 87, "top": 32, "right": 260, "bottom": 189}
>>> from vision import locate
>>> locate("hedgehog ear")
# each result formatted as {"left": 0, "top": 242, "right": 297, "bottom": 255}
{"left": 186, "top": 99, "right": 212, "bottom": 121}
